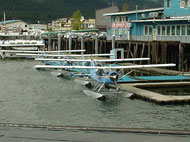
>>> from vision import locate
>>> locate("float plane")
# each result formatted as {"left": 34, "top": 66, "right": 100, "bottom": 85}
{"left": 35, "top": 59, "right": 175, "bottom": 100}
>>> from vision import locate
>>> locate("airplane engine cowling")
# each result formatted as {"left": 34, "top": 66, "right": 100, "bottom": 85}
{"left": 108, "top": 71, "right": 119, "bottom": 82}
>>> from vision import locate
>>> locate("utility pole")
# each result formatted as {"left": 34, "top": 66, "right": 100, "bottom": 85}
{"left": 135, "top": 5, "right": 138, "bottom": 42}
{"left": 3, "top": 11, "right": 6, "bottom": 26}
{"left": 136, "top": 5, "right": 138, "bottom": 20}
{"left": 112, "top": 0, "right": 115, "bottom": 6}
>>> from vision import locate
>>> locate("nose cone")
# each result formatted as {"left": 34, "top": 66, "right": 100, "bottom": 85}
{"left": 109, "top": 71, "right": 118, "bottom": 82}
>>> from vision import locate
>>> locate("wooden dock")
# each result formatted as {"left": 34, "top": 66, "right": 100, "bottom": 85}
{"left": 118, "top": 82, "right": 190, "bottom": 105}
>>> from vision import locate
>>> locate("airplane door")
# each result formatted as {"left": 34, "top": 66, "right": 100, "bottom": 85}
{"left": 117, "top": 51, "right": 121, "bottom": 59}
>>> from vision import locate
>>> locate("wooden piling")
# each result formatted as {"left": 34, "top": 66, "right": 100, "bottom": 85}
{"left": 140, "top": 43, "right": 145, "bottom": 64}
{"left": 112, "top": 35, "right": 115, "bottom": 49}
{"left": 95, "top": 35, "right": 98, "bottom": 54}
{"left": 48, "top": 32, "right": 51, "bottom": 51}
{"left": 69, "top": 34, "right": 72, "bottom": 53}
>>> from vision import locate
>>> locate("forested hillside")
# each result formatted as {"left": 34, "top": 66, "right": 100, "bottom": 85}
{"left": 0, "top": 0, "right": 163, "bottom": 23}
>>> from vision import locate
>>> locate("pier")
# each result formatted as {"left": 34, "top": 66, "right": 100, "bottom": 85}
{"left": 43, "top": 32, "right": 190, "bottom": 72}
{"left": 118, "top": 82, "right": 190, "bottom": 105}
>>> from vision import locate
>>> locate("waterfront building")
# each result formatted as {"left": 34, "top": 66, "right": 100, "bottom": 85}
{"left": 30, "top": 24, "right": 47, "bottom": 34}
{"left": 104, "top": 0, "right": 190, "bottom": 71}
{"left": 0, "top": 20, "right": 30, "bottom": 34}
{"left": 96, "top": 6, "right": 119, "bottom": 32}
{"left": 83, "top": 19, "right": 95, "bottom": 29}
{"left": 52, "top": 18, "right": 72, "bottom": 32}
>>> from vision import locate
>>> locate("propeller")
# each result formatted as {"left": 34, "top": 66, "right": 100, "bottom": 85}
{"left": 109, "top": 72, "right": 119, "bottom": 85}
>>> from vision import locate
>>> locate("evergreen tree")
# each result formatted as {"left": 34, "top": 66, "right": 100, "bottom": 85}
{"left": 122, "top": 3, "right": 129, "bottom": 12}
{"left": 71, "top": 10, "right": 83, "bottom": 30}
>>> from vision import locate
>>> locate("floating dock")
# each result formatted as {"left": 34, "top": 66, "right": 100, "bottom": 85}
{"left": 118, "top": 75, "right": 190, "bottom": 83}
{"left": 118, "top": 81, "right": 190, "bottom": 105}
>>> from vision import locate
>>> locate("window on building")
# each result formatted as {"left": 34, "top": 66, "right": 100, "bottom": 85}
{"left": 157, "top": 26, "right": 161, "bottom": 35}
{"left": 167, "top": 26, "right": 171, "bottom": 35}
{"left": 166, "top": 0, "right": 170, "bottom": 8}
{"left": 185, "top": 0, "right": 188, "bottom": 8}
{"left": 162, "top": 26, "right": 166, "bottom": 35}
{"left": 122, "top": 16, "right": 126, "bottom": 22}
{"left": 180, "top": 0, "right": 188, "bottom": 8}
{"left": 149, "top": 26, "right": 153, "bottom": 35}
{"left": 144, "top": 25, "right": 153, "bottom": 36}
{"left": 177, "top": 25, "right": 181, "bottom": 35}
{"left": 112, "top": 17, "right": 116, "bottom": 22}
{"left": 120, "top": 17, "right": 122, "bottom": 22}
{"left": 116, "top": 17, "right": 120, "bottom": 22}
{"left": 187, "top": 25, "right": 190, "bottom": 35}
{"left": 112, "top": 29, "right": 115, "bottom": 35}
{"left": 172, "top": 25, "right": 176, "bottom": 35}
{"left": 126, "top": 16, "right": 128, "bottom": 21}
{"left": 182, "top": 25, "right": 186, "bottom": 35}
{"left": 144, "top": 26, "right": 148, "bottom": 35}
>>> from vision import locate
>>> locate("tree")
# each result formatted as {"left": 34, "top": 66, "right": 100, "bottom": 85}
{"left": 71, "top": 10, "right": 83, "bottom": 30}
{"left": 122, "top": 3, "right": 129, "bottom": 12}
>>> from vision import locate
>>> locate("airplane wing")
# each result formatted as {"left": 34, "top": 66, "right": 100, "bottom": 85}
{"left": 17, "top": 53, "right": 114, "bottom": 57}
{"left": 35, "top": 64, "right": 176, "bottom": 70}
{"left": 1, "top": 50, "right": 85, "bottom": 53}
{"left": 35, "top": 58, "right": 150, "bottom": 62}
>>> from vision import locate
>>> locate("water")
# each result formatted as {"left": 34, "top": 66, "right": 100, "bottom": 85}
{"left": 0, "top": 59, "right": 190, "bottom": 130}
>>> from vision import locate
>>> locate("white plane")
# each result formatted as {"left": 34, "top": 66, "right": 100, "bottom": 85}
{"left": 35, "top": 57, "right": 151, "bottom": 80}
{"left": 1, "top": 49, "right": 86, "bottom": 53}
{"left": 35, "top": 63, "right": 175, "bottom": 70}
{"left": 0, "top": 49, "right": 86, "bottom": 59}
{"left": 35, "top": 61, "right": 176, "bottom": 100}
{"left": 16, "top": 53, "right": 114, "bottom": 57}
{"left": 35, "top": 58, "right": 150, "bottom": 62}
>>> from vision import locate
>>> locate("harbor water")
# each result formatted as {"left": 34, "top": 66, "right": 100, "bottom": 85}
{"left": 0, "top": 59, "right": 190, "bottom": 130}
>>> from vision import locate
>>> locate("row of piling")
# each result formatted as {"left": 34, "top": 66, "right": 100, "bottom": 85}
{"left": 44, "top": 33, "right": 190, "bottom": 72}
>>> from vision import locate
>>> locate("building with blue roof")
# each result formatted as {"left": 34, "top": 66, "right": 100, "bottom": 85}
{"left": 0, "top": 20, "right": 29, "bottom": 33}
{"left": 0, "top": 20, "right": 22, "bottom": 25}
{"left": 104, "top": 0, "right": 190, "bottom": 72}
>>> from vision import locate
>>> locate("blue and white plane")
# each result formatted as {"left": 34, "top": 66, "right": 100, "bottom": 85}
{"left": 35, "top": 59, "right": 175, "bottom": 100}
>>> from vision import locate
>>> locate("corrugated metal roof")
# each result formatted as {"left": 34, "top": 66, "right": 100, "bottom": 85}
{"left": 0, "top": 20, "right": 23, "bottom": 25}
{"left": 131, "top": 18, "right": 190, "bottom": 23}
{"left": 104, "top": 7, "right": 164, "bottom": 16}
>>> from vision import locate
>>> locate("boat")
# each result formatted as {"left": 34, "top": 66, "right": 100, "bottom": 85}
{"left": 0, "top": 39, "right": 45, "bottom": 59}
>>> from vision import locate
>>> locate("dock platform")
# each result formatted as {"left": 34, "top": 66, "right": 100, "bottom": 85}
{"left": 118, "top": 75, "right": 190, "bottom": 83}
{"left": 118, "top": 82, "right": 190, "bottom": 105}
